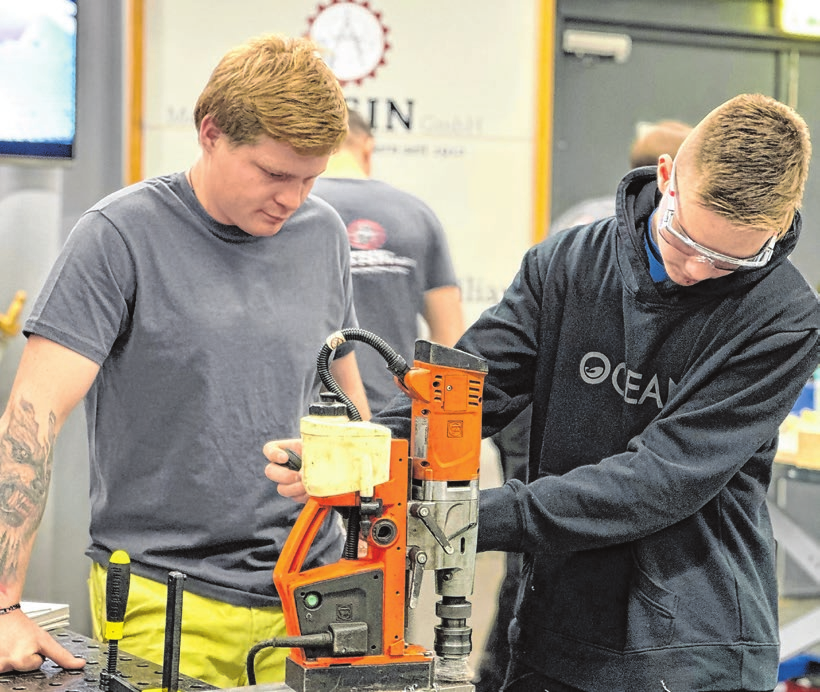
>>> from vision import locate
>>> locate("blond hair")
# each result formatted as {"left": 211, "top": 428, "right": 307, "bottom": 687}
{"left": 687, "top": 93, "right": 811, "bottom": 237}
{"left": 194, "top": 34, "right": 347, "bottom": 156}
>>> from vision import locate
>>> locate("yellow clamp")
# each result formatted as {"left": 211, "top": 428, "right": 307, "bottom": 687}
{"left": 105, "top": 620, "right": 125, "bottom": 640}
{"left": 0, "top": 290, "right": 26, "bottom": 338}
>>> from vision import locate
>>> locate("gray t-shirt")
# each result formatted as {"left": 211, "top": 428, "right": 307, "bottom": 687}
{"left": 312, "top": 177, "right": 458, "bottom": 413}
{"left": 25, "top": 172, "right": 355, "bottom": 607}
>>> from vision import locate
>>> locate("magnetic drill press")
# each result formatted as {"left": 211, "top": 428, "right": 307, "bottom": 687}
{"left": 254, "top": 329, "right": 488, "bottom": 692}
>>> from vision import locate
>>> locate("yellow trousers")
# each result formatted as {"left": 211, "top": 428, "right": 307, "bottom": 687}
{"left": 89, "top": 562, "right": 289, "bottom": 688}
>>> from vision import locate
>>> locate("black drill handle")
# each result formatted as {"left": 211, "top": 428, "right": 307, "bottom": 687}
{"left": 105, "top": 550, "right": 131, "bottom": 632}
{"left": 284, "top": 448, "right": 302, "bottom": 471}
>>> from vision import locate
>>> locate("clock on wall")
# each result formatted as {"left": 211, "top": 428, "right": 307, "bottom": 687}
{"left": 306, "top": 0, "right": 390, "bottom": 86}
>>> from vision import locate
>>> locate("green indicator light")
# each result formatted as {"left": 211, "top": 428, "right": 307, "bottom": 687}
{"left": 304, "top": 592, "right": 321, "bottom": 609}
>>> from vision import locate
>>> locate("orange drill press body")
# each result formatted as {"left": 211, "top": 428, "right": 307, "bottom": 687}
{"left": 274, "top": 438, "right": 429, "bottom": 667}
{"left": 272, "top": 339, "right": 487, "bottom": 690}
{"left": 402, "top": 350, "right": 484, "bottom": 483}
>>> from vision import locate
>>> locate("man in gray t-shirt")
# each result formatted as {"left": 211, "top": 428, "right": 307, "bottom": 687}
{"left": 313, "top": 110, "right": 464, "bottom": 414}
{"left": 0, "top": 35, "right": 369, "bottom": 686}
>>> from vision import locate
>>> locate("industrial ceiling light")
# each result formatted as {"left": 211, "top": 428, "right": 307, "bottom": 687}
{"left": 778, "top": 0, "right": 820, "bottom": 37}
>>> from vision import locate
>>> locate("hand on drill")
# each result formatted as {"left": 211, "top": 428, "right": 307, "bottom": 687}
{"left": 263, "top": 439, "right": 309, "bottom": 504}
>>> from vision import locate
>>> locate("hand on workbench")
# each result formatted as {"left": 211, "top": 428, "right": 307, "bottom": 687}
{"left": 263, "top": 438, "right": 308, "bottom": 504}
{"left": 0, "top": 607, "right": 86, "bottom": 673}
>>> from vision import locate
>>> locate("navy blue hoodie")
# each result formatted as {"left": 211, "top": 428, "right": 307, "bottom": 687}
{"left": 375, "top": 168, "right": 820, "bottom": 691}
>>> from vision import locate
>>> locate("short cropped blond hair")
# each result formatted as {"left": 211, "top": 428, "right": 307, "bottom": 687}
{"left": 194, "top": 34, "right": 348, "bottom": 156}
{"left": 688, "top": 93, "right": 811, "bottom": 237}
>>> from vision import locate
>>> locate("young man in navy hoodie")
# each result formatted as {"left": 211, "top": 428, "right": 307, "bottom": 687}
{"left": 267, "top": 93, "right": 818, "bottom": 692}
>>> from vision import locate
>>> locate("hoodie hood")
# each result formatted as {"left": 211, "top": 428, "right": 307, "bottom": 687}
{"left": 615, "top": 166, "right": 802, "bottom": 305}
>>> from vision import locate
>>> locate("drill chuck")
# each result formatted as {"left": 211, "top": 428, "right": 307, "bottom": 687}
{"left": 434, "top": 597, "right": 474, "bottom": 683}
{"left": 433, "top": 597, "right": 473, "bottom": 659}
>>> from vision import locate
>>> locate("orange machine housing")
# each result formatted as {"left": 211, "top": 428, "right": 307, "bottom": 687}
{"left": 401, "top": 362, "right": 485, "bottom": 483}
{"left": 273, "top": 438, "right": 431, "bottom": 669}
{"left": 272, "top": 339, "right": 488, "bottom": 690}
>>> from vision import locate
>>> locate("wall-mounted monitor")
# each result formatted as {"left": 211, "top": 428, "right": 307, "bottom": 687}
{"left": 0, "top": 1, "right": 78, "bottom": 162}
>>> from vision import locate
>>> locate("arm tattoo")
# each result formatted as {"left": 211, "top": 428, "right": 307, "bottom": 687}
{"left": 0, "top": 398, "right": 56, "bottom": 580}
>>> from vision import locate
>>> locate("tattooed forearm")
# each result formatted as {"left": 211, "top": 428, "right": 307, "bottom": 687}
{"left": 0, "top": 398, "right": 56, "bottom": 579}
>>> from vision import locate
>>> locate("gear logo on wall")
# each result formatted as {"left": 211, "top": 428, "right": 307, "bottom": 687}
{"left": 306, "top": 0, "right": 390, "bottom": 86}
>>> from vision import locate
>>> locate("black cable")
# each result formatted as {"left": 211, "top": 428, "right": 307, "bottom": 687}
{"left": 246, "top": 633, "right": 333, "bottom": 684}
{"left": 246, "top": 639, "right": 278, "bottom": 686}
{"left": 316, "top": 328, "right": 410, "bottom": 421}
{"left": 317, "top": 341, "right": 363, "bottom": 421}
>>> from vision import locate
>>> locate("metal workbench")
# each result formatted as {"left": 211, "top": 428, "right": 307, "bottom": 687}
{"left": 0, "top": 631, "right": 470, "bottom": 692}
{"left": 0, "top": 631, "right": 223, "bottom": 692}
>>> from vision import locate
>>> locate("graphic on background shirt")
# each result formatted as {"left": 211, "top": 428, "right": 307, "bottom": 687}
{"left": 346, "top": 220, "right": 416, "bottom": 276}
{"left": 347, "top": 218, "right": 386, "bottom": 250}
{"left": 306, "top": 0, "right": 390, "bottom": 86}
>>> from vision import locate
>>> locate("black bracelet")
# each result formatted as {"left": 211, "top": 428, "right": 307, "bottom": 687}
{"left": 0, "top": 603, "right": 21, "bottom": 615}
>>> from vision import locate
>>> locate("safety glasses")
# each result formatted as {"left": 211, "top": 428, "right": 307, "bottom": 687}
{"left": 658, "top": 162, "right": 776, "bottom": 272}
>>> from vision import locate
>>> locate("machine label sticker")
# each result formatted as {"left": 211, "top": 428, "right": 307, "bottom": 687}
{"left": 413, "top": 418, "right": 428, "bottom": 458}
